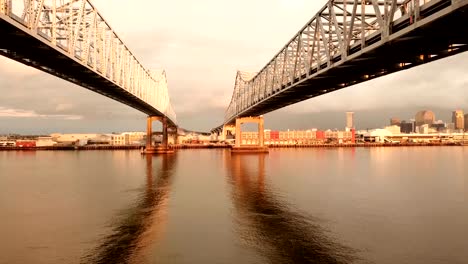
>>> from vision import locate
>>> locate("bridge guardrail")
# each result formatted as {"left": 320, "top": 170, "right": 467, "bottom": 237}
{"left": 0, "top": 0, "right": 176, "bottom": 124}
{"left": 224, "top": 0, "right": 442, "bottom": 123}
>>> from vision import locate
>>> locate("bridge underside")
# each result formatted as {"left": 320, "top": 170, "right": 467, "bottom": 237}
{"left": 0, "top": 15, "right": 175, "bottom": 127}
{"left": 220, "top": 1, "right": 468, "bottom": 129}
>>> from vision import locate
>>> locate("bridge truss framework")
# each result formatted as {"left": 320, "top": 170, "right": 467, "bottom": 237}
{"left": 221, "top": 0, "right": 468, "bottom": 129}
{"left": 0, "top": 0, "right": 176, "bottom": 125}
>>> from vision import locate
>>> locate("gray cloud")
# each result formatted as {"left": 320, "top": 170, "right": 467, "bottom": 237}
{"left": 0, "top": 106, "right": 82, "bottom": 120}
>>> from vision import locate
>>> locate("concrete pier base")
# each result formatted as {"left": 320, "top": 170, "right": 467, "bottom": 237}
{"left": 231, "top": 146, "right": 269, "bottom": 154}
{"left": 142, "top": 145, "right": 175, "bottom": 154}
{"left": 144, "top": 116, "right": 175, "bottom": 154}
{"left": 231, "top": 116, "right": 269, "bottom": 154}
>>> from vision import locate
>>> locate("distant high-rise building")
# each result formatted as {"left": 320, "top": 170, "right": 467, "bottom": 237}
{"left": 400, "top": 121, "right": 413, "bottom": 133}
{"left": 415, "top": 110, "right": 435, "bottom": 126}
{"left": 430, "top": 120, "right": 446, "bottom": 132}
{"left": 430, "top": 123, "right": 446, "bottom": 132}
{"left": 390, "top": 117, "right": 401, "bottom": 126}
{"left": 419, "top": 124, "right": 430, "bottom": 134}
{"left": 346, "top": 112, "right": 354, "bottom": 129}
{"left": 452, "top": 110, "right": 464, "bottom": 130}
{"left": 465, "top": 114, "right": 468, "bottom": 131}
{"left": 409, "top": 119, "right": 416, "bottom": 133}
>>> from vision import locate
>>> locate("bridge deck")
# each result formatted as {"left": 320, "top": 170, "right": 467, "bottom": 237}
{"left": 0, "top": 0, "right": 176, "bottom": 126}
{"left": 217, "top": 0, "right": 468, "bottom": 131}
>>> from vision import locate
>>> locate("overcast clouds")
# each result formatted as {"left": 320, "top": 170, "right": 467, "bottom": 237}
{"left": 1, "top": 0, "right": 467, "bottom": 134}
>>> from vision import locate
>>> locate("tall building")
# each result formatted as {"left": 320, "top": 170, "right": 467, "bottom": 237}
{"left": 346, "top": 112, "right": 354, "bottom": 129}
{"left": 430, "top": 122, "right": 446, "bottom": 132}
{"left": 415, "top": 110, "right": 435, "bottom": 126}
{"left": 452, "top": 110, "right": 464, "bottom": 130}
{"left": 400, "top": 121, "right": 414, "bottom": 133}
{"left": 465, "top": 114, "right": 468, "bottom": 131}
{"left": 390, "top": 117, "right": 401, "bottom": 126}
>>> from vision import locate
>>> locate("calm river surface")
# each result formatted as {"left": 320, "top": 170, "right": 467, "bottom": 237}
{"left": 0, "top": 147, "right": 467, "bottom": 264}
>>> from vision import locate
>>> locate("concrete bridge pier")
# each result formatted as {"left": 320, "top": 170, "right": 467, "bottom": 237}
{"left": 221, "top": 125, "right": 235, "bottom": 141}
{"left": 169, "top": 126, "right": 179, "bottom": 145}
{"left": 232, "top": 116, "right": 269, "bottom": 154}
{"left": 210, "top": 125, "right": 235, "bottom": 142}
{"left": 144, "top": 116, "right": 174, "bottom": 154}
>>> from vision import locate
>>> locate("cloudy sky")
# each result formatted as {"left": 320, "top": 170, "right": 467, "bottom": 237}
{"left": 1, "top": 0, "right": 467, "bottom": 134}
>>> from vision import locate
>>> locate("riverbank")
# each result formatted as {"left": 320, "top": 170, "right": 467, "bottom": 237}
{"left": 0, "top": 144, "right": 232, "bottom": 151}
{"left": 0, "top": 142, "right": 466, "bottom": 151}
{"left": 0, "top": 145, "right": 142, "bottom": 151}
{"left": 267, "top": 142, "right": 466, "bottom": 148}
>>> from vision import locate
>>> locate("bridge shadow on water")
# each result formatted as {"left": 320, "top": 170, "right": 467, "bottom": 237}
{"left": 81, "top": 154, "right": 177, "bottom": 264}
{"left": 225, "top": 153, "right": 361, "bottom": 264}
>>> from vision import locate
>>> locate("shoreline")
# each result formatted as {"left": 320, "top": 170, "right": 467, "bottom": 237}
{"left": 267, "top": 142, "right": 466, "bottom": 148}
{"left": 0, "top": 145, "right": 142, "bottom": 151}
{"left": 0, "top": 142, "right": 466, "bottom": 151}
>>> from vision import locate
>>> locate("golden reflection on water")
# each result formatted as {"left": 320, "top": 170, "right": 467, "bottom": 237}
{"left": 82, "top": 154, "right": 176, "bottom": 264}
{"left": 225, "top": 153, "right": 359, "bottom": 264}
{"left": 2, "top": 148, "right": 467, "bottom": 263}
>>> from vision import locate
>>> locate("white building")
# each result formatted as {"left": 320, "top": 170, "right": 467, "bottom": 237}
{"left": 107, "top": 132, "right": 147, "bottom": 146}
{"left": 51, "top": 133, "right": 99, "bottom": 144}
{"left": 384, "top": 125, "right": 401, "bottom": 134}
{"left": 346, "top": 112, "right": 354, "bottom": 129}
{"left": 50, "top": 133, "right": 111, "bottom": 145}
{"left": 418, "top": 124, "right": 430, "bottom": 134}
{"left": 36, "top": 137, "right": 56, "bottom": 147}
{"left": 363, "top": 129, "right": 393, "bottom": 143}
{"left": 110, "top": 134, "right": 129, "bottom": 145}
{"left": 0, "top": 141, "right": 15, "bottom": 147}
{"left": 122, "top": 132, "right": 146, "bottom": 145}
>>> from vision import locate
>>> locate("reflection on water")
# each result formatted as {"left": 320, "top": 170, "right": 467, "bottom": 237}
{"left": 82, "top": 154, "right": 176, "bottom": 264}
{"left": 2, "top": 148, "right": 467, "bottom": 264}
{"left": 226, "top": 154, "right": 359, "bottom": 264}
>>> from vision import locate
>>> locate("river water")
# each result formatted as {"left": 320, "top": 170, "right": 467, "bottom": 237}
{"left": 0, "top": 147, "right": 467, "bottom": 264}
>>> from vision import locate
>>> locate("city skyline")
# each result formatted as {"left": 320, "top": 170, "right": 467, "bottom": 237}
{"left": 1, "top": 107, "right": 465, "bottom": 135}
{"left": 1, "top": 0, "right": 468, "bottom": 133}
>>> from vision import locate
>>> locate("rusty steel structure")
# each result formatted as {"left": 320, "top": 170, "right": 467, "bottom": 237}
{"left": 218, "top": 0, "right": 468, "bottom": 130}
{"left": 0, "top": 0, "right": 177, "bottom": 125}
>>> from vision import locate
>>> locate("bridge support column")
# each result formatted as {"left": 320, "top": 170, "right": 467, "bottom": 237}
{"left": 222, "top": 125, "right": 235, "bottom": 142}
{"left": 259, "top": 118, "right": 264, "bottom": 147}
{"left": 143, "top": 116, "right": 174, "bottom": 154}
{"left": 169, "top": 125, "right": 179, "bottom": 145}
{"left": 232, "top": 116, "right": 268, "bottom": 154}
{"left": 162, "top": 117, "right": 168, "bottom": 147}
{"left": 146, "top": 116, "right": 154, "bottom": 150}
{"left": 235, "top": 120, "right": 242, "bottom": 148}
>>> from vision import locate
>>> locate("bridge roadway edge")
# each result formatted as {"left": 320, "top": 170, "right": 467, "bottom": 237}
{"left": 0, "top": 13, "right": 176, "bottom": 127}
{"left": 212, "top": 0, "right": 468, "bottom": 133}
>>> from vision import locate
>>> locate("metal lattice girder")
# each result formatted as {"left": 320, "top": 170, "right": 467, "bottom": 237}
{"left": 223, "top": 0, "right": 468, "bottom": 125}
{"left": 0, "top": 0, "right": 176, "bottom": 125}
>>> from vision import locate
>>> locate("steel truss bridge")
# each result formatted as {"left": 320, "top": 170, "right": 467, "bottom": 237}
{"left": 214, "top": 0, "right": 468, "bottom": 132}
{"left": 0, "top": 0, "right": 177, "bottom": 126}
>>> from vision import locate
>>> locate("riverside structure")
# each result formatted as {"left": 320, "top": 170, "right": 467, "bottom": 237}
{"left": 0, "top": 0, "right": 178, "bottom": 154}
{"left": 213, "top": 0, "right": 468, "bottom": 151}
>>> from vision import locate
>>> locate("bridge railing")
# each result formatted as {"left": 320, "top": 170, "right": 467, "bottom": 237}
{"left": 0, "top": 0, "right": 176, "bottom": 123}
{"left": 224, "top": 0, "right": 438, "bottom": 122}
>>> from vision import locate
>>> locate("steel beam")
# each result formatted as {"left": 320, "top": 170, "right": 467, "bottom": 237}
{"left": 0, "top": 0, "right": 176, "bottom": 126}
{"left": 221, "top": 0, "right": 468, "bottom": 127}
